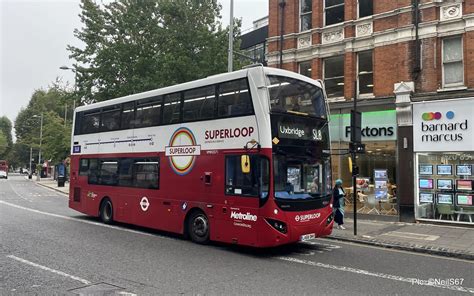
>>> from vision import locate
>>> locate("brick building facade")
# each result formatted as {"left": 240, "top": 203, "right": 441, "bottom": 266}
{"left": 266, "top": 0, "right": 474, "bottom": 224}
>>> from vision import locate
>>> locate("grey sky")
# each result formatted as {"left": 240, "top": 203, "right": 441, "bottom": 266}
{"left": 0, "top": 0, "right": 268, "bottom": 137}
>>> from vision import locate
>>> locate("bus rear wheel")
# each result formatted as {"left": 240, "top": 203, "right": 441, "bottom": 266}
{"left": 188, "top": 211, "right": 210, "bottom": 244}
{"left": 100, "top": 198, "right": 113, "bottom": 224}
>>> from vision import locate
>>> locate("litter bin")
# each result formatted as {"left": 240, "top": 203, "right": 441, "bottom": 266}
{"left": 58, "top": 176, "right": 65, "bottom": 187}
{"left": 57, "top": 163, "right": 66, "bottom": 187}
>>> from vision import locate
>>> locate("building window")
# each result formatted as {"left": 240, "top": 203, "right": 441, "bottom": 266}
{"left": 298, "top": 61, "right": 312, "bottom": 78}
{"left": 358, "top": 0, "right": 373, "bottom": 18}
{"left": 244, "top": 44, "right": 265, "bottom": 64}
{"left": 324, "top": 55, "right": 344, "bottom": 98}
{"left": 325, "top": 0, "right": 344, "bottom": 26}
{"left": 358, "top": 51, "right": 373, "bottom": 95}
{"left": 300, "top": 0, "right": 312, "bottom": 31}
{"left": 443, "top": 36, "right": 463, "bottom": 87}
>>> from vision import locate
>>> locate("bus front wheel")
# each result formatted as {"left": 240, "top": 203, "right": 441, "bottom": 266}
{"left": 99, "top": 198, "right": 113, "bottom": 224}
{"left": 188, "top": 211, "right": 210, "bottom": 244}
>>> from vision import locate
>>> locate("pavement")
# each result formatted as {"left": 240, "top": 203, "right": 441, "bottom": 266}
{"left": 35, "top": 177, "right": 474, "bottom": 260}
{"left": 330, "top": 219, "right": 474, "bottom": 260}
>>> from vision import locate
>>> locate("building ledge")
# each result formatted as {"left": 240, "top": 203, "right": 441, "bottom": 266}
{"left": 412, "top": 88, "right": 474, "bottom": 102}
{"left": 437, "top": 86, "right": 467, "bottom": 92}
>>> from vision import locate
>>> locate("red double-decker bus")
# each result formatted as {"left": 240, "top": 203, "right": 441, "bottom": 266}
{"left": 0, "top": 160, "right": 8, "bottom": 179}
{"left": 69, "top": 66, "right": 334, "bottom": 247}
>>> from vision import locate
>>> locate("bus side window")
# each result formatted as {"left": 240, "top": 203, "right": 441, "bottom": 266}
{"left": 183, "top": 86, "right": 215, "bottom": 122}
{"left": 218, "top": 79, "right": 253, "bottom": 118}
{"left": 225, "top": 155, "right": 258, "bottom": 197}
{"left": 101, "top": 105, "right": 121, "bottom": 132}
{"left": 88, "top": 159, "right": 99, "bottom": 185}
{"left": 121, "top": 102, "right": 135, "bottom": 129}
{"left": 163, "top": 93, "right": 182, "bottom": 124}
{"left": 118, "top": 158, "right": 134, "bottom": 187}
{"left": 82, "top": 111, "right": 100, "bottom": 134}
{"left": 133, "top": 159, "right": 159, "bottom": 189}
{"left": 98, "top": 160, "right": 118, "bottom": 186}
{"left": 136, "top": 97, "right": 162, "bottom": 128}
{"left": 79, "top": 159, "right": 89, "bottom": 176}
{"left": 74, "top": 112, "right": 83, "bottom": 135}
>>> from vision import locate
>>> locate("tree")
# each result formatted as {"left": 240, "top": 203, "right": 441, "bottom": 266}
{"left": 0, "top": 130, "right": 7, "bottom": 157}
{"left": 0, "top": 116, "right": 13, "bottom": 158}
{"left": 14, "top": 87, "right": 71, "bottom": 166}
{"left": 41, "top": 112, "right": 71, "bottom": 163}
{"left": 7, "top": 142, "right": 31, "bottom": 169}
{"left": 68, "top": 0, "right": 242, "bottom": 104}
{"left": 15, "top": 88, "right": 69, "bottom": 144}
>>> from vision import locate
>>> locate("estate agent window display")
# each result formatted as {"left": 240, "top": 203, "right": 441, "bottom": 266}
{"left": 416, "top": 153, "right": 474, "bottom": 224}
{"left": 413, "top": 98, "right": 474, "bottom": 225}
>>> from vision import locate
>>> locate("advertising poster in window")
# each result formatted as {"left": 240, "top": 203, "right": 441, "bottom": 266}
{"left": 374, "top": 169, "right": 388, "bottom": 200}
{"left": 356, "top": 177, "right": 370, "bottom": 192}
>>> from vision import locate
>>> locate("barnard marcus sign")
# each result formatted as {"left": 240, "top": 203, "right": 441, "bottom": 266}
{"left": 413, "top": 98, "right": 474, "bottom": 152}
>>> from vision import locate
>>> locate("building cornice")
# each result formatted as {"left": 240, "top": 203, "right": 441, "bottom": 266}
{"left": 267, "top": 12, "right": 474, "bottom": 64}
{"left": 267, "top": 2, "right": 444, "bottom": 43}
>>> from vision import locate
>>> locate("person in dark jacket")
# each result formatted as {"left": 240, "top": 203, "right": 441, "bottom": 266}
{"left": 332, "top": 179, "right": 346, "bottom": 229}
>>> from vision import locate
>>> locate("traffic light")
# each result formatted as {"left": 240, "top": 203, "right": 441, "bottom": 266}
{"left": 350, "top": 110, "right": 362, "bottom": 143}
{"left": 350, "top": 142, "right": 366, "bottom": 154}
{"left": 352, "top": 165, "right": 359, "bottom": 176}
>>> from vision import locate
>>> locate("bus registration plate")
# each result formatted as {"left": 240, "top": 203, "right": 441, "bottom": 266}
{"left": 300, "top": 233, "right": 315, "bottom": 241}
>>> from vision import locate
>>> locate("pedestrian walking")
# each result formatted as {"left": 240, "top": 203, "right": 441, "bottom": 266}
{"left": 333, "top": 179, "right": 346, "bottom": 230}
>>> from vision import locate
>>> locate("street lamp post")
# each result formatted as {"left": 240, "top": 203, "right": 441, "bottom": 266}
{"left": 32, "top": 113, "right": 44, "bottom": 177}
{"left": 59, "top": 66, "right": 77, "bottom": 111}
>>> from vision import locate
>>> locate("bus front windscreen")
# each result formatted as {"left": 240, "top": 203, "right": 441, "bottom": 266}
{"left": 267, "top": 75, "right": 326, "bottom": 118}
{"left": 273, "top": 154, "right": 332, "bottom": 200}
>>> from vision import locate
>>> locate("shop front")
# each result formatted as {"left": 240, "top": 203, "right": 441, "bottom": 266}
{"left": 330, "top": 109, "right": 398, "bottom": 217}
{"left": 413, "top": 98, "right": 474, "bottom": 225}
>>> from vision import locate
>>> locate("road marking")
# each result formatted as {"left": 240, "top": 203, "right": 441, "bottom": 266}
{"left": 277, "top": 257, "right": 474, "bottom": 294}
{"left": 303, "top": 241, "right": 341, "bottom": 249}
{"left": 381, "top": 231, "right": 440, "bottom": 241}
{"left": 318, "top": 238, "right": 474, "bottom": 263}
{"left": 0, "top": 200, "right": 174, "bottom": 240}
{"left": 8, "top": 181, "right": 32, "bottom": 202}
{"left": 300, "top": 241, "right": 341, "bottom": 254}
{"left": 35, "top": 182, "right": 68, "bottom": 196}
{"left": 7, "top": 255, "right": 91, "bottom": 285}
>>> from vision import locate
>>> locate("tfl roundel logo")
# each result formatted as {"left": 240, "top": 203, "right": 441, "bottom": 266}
{"left": 421, "top": 111, "right": 455, "bottom": 121}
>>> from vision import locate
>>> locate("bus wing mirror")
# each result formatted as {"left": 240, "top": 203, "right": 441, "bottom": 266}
{"left": 241, "top": 155, "right": 250, "bottom": 174}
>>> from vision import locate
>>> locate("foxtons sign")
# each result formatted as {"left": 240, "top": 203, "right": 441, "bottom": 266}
{"left": 329, "top": 110, "right": 397, "bottom": 142}
{"left": 413, "top": 98, "right": 474, "bottom": 152}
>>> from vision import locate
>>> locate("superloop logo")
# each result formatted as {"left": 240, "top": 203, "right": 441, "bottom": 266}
{"left": 422, "top": 111, "right": 455, "bottom": 121}
{"left": 166, "top": 127, "right": 200, "bottom": 176}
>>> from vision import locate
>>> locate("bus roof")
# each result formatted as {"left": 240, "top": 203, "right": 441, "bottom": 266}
{"left": 75, "top": 66, "right": 323, "bottom": 113}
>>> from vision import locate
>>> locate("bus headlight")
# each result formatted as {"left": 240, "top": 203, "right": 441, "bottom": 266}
{"left": 326, "top": 213, "right": 334, "bottom": 225}
{"left": 265, "top": 218, "right": 287, "bottom": 234}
